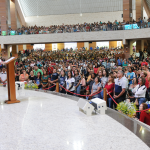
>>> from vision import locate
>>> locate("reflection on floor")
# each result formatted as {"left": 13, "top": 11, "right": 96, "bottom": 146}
{"left": 0, "top": 87, "right": 149, "bottom": 150}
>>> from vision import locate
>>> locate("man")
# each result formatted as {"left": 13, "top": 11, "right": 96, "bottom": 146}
{"left": 47, "top": 64, "right": 53, "bottom": 77}
{"left": 127, "top": 67, "right": 135, "bottom": 86}
{"left": 0, "top": 67, "right": 7, "bottom": 85}
{"left": 141, "top": 59, "right": 148, "bottom": 66}
{"left": 114, "top": 70, "right": 126, "bottom": 108}
{"left": 33, "top": 65, "right": 43, "bottom": 76}
{"left": 48, "top": 68, "right": 58, "bottom": 91}
{"left": 117, "top": 57, "right": 122, "bottom": 66}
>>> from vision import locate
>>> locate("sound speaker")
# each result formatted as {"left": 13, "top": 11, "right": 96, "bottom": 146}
{"left": 77, "top": 98, "right": 94, "bottom": 116}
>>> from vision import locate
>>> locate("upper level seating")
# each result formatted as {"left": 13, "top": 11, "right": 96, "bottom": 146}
{"left": 1, "top": 18, "right": 150, "bottom": 36}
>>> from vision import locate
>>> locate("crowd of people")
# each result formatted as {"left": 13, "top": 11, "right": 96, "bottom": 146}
{"left": 0, "top": 47, "right": 150, "bottom": 126}
{"left": 0, "top": 17, "right": 150, "bottom": 35}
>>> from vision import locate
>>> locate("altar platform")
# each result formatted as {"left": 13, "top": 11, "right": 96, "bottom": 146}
{"left": 0, "top": 87, "right": 150, "bottom": 150}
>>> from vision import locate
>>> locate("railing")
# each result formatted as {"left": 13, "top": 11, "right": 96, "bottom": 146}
{"left": 0, "top": 23, "right": 150, "bottom": 36}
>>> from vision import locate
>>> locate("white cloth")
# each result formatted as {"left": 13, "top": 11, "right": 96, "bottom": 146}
{"left": 65, "top": 77, "right": 75, "bottom": 91}
{"left": 135, "top": 85, "right": 147, "bottom": 98}
{"left": 0, "top": 71, "right": 7, "bottom": 82}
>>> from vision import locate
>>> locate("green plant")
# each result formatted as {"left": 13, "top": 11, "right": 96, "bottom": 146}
{"left": 116, "top": 101, "right": 137, "bottom": 118}
{"left": 24, "top": 83, "right": 38, "bottom": 90}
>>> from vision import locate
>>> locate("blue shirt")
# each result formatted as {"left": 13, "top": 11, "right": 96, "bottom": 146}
{"left": 117, "top": 59, "right": 122, "bottom": 66}
{"left": 127, "top": 72, "right": 135, "bottom": 84}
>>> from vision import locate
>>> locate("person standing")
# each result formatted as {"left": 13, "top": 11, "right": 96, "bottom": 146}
{"left": 117, "top": 57, "right": 122, "bottom": 66}
{"left": 114, "top": 70, "right": 126, "bottom": 108}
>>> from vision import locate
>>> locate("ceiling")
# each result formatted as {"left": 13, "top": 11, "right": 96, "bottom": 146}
{"left": 19, "top": 0, "right": 135, "bottom": 17}
{"left": 146, "top": 0, "right": 150, "bottom": 10}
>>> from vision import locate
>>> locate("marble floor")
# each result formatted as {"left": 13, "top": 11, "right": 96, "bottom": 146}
{"left": 0, "top": 87, "right": 149, "bottom": 150}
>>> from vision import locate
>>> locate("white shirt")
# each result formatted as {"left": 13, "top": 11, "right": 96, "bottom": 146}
{"left": 65, "top": 77, "right": 75, "bottom": 91}
{"left": 0, "top": 71, "right": 7, "bottom": 82}
{"left": 135, "top": 85, "right": 147, "bottom": 98}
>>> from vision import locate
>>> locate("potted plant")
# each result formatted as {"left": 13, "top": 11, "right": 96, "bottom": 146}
{"left": 116, "top": 101, "right": 137, "bottom": 118}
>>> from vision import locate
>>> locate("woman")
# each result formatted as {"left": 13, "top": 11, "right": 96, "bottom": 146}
{"left": 80, "top": 73, "right": 86, "bottom": 96}
{"left": 101, "top": 69, "right": 108, "bottom": 88}
{"left": 19, "top": 70, "right": 29, "bottom": 82}
{"left": 28, "top": 71, "right": 35, "bottom": 83}
{"left": 94, "top": 63, "right": 98, "bottom": 75}
{"left": 128, "top": 77, "right": 139, "bottom": 102}
{"left": 74, "top": 69, "right": 81, "bottom": 96}
{"left": 90, "top": 76, "right": 101, "bottom": 98}
{"left": 34, "top": 72, "right": 41, "bottom": 89}
{"left": 106, "top": 60, "right": 111, "bottom": 72}
{"left": 65, "top": 70, "right": 75, "bottom": 95}
{"left": 104, "top": 74, "right": 115, "bottom": 108}
{"left": 139, "top": 103, "right": 150, "bottom": 126}
{"left": 135, "top": 77, "right": 147, "bottom": 106}
{"left": 59, "top": 70, "right": 66, "bottom": 94}
{"left": 113, "top": 71, "right": 117, "bottom": 79}
{"left": 98, "top": 70, "right": 103, "bottom": 83}
{"left": 41, "top": 70, "right": 49, "bottom": 89}
{"left": 140, "top": 71, "right": 149, "bottom": 89}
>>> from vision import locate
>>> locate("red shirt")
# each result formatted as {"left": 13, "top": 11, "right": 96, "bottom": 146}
{"left": 140, "top": 111, "right": 150, "bottom": 126}
{"left": 47, "top": 67, "right": 53, "bottom": 75}
{"left": 51, "top": 63, "right": 56, "bottom": 66}
{"left": 145, "top": 78, "right": 149, "bottom": 88}
{"left": 141, "top": 62, "right": 148, "bottom": 66}
{"left": 104, "top": 83, "right": 115, "bottom": 95}
{"left": 94, "top": 67, "right": 98, "bottom": 74}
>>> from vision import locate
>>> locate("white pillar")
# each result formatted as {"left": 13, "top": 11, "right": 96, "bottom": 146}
{"left": 84, "top": 42, "right": 89, "bottom": 50}
{"left": 23, "top": 45, "right": 26, "bottom": 50}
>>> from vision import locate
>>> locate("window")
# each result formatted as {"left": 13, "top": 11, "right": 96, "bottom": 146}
{"left": 96, "top": 42, "right": 109, "bottom": 48}
{"left": 65, "top": 43, "right": 77, "bottom": 50}
{"left": 33, "top": 44, "right": 45, "bottom": 50}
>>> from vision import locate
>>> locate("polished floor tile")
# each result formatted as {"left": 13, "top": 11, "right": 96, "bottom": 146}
{"left": 0, "top": 87, "right": 149, "bottom": 150}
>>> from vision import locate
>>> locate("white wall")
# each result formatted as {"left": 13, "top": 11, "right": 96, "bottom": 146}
{"left": 1, "top": 28, "right": 150, "bottom": 46}
{"left": 25, "top": 11, "right": 124, "bottom": 26}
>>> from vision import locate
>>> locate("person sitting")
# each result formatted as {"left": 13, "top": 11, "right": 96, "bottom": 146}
{"left": 139, "top": 103, "right": 150, "bottom": 126}
{"left": 19, "top": 70, "right": 29, "bottom": 82}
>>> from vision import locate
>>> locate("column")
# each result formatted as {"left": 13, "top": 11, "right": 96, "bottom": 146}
{"left": 77, "top": 42, "right": 84, "bottom": 50}
{"left": 84, "top": 42, "right": 89, "bottom": 50}
{"left": 10, "top": 0, "right": 17, "bottom": 30}
{"left": 136, "top": 0, "right": 143, "bottom": 21}
{"left": 129, "top": 40, "right": 135, "bottom": 55}
{"left": 109, "top": 41, "right": 117, "bottom": 49}
{"left": 45, "top": 44, "right": 52, "bottom": 51}
{"left": 123, "top": 40, "right": 130, "bottom": 59}
{"left": 123, "top": 0, "right": 132, "bottom": 22}
{"left": 89, "top": 42, "right": 96, "bottom": 49}
{"left": 57, "top": 43, "right": 64, "bottom": 50}
{"left": 23, "top": 45, "right": 27, "bottom": 50}
{"left": 0, "top": 0, "right": 8, "bottom": 33}
{"left": 12, "top": 45, "right": 17, "bottom": 57}
{"left": 1, "top": 45, "right": 8, "bottom": 60}
{"left": 136, "top": 40, "right": 141, "bottom": 52}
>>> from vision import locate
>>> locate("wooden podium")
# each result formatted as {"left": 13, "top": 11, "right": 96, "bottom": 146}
{"left": 4, "top": 57, "right": 20, "bottom": 104}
